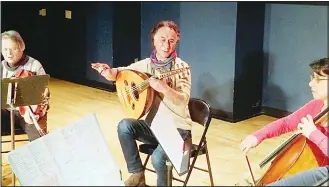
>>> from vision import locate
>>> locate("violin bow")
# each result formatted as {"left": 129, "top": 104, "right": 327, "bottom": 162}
{"left": 25, "top": 106, "right": 46, "bottom": 136}
{"left": 245, "top": 155, "right": 256, "bottom": 186}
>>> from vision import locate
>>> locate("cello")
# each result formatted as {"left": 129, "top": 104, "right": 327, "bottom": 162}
{"left": 246, "top": 106, "right": 329, "bottom": 186}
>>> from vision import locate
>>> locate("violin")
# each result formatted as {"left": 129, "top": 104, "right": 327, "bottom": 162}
{"left": 13, "top": 69, "right": 48, "bottom": 135}
{"left": 246, "top": 107, "right": 329, "bottom": 186}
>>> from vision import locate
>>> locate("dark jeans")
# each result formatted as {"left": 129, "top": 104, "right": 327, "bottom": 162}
{"left": 117, "top": 118, "right": 191, "bottom": 186}
{"left": 267, "top": 165, "right": 329, "bottom": 186}
{"left": 1, "top": 109, "right": 41, "bottom": 141}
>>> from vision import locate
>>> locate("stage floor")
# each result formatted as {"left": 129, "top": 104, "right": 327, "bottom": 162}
{"left": 1, "top": 78, "right": 292, "bottom": 186}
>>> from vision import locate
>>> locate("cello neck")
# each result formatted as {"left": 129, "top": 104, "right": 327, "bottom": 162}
{"left": 314, "top": 106, "right": 329, "bottom": 126}
{"left": 259, "top": 106, "right": 329, "bottom": 168}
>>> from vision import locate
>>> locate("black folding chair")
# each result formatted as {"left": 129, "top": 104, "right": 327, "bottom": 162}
{"left": 139, "top": 98, "right": 214, "bottom": 186}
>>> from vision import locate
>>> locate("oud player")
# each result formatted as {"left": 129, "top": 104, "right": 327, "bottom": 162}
{"left": 91, "top": 20, "right": 192, "bottom": 186}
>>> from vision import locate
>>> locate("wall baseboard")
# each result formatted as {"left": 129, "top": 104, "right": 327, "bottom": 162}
{"left": 261, "top": 106, "right": 292, "bottom": 119}
{"left": 61, "top": 78, "right": 117, "bottom": 92}
{"left": 210, "top": 108, "right": 234, "bottom": 123}
{"left": 211, "top": 106, "right": 292, "bottom": 123}
{"left": 82, "top": 79, "right": 117, "bottom": 92}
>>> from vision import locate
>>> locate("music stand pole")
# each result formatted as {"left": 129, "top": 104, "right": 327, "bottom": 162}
{"left": 166, "top": 160, "right": 173, "bottom": 186}
{"left": 7, "top": 82, "right": 17, "bottom": 186}
{"left": 10, "top": 109, "right": 16, "bottom": 186}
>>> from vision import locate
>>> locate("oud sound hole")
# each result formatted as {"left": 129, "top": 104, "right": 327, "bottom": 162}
{"left": 131, "top": 83, "right": 139, "bottom": 100}
{"left": 132, "top": 103, "right": 135, "bottom": 110}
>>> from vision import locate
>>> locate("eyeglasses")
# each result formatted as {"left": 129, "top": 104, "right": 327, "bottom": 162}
{"left": 310, "top": 74, "right": 328, "bottom": 82}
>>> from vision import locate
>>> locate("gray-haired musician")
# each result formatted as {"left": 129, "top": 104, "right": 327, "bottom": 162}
{"left": 1, "top": 30, "right": 50, "bottom": 141}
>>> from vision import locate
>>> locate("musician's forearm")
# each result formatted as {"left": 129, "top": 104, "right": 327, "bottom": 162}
{"left": 163, "top": 87, "right": 188, "bottom": 105}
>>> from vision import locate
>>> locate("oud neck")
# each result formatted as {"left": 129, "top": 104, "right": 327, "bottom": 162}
{"left": 139, "top": 67, "right": 190, "bottom": 92}
{"left": 155, "top": 67, "right": 189, "bottom": 79}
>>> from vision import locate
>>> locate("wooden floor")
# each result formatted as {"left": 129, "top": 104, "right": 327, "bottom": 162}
{"left": 1, "top": 78, "right": 294, "bottom": 186}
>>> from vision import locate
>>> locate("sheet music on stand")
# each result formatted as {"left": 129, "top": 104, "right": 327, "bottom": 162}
{"left": 7, "top": 114, "right": 124, "bottom": 186}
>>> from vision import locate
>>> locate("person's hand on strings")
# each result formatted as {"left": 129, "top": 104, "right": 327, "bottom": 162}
{"left": 148, "top": 77, "right": 169, "bottom": 94}
{"left": 297, "top": 114, "right": 317, "bottom": 139}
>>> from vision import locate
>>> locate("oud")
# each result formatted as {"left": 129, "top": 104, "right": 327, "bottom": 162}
{"left": 115, "top": 65, "right": 191, "bottom": 119}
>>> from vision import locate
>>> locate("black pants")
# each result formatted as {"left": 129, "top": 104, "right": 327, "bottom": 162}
{"left": 1, "top": 109, "right": 41, "bottom": 141}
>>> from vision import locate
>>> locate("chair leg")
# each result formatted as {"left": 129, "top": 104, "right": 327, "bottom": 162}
{"left": 205, "top": 146, "right": 214, "bottom": 186}
{"left": 143, "top": 154, "right": 151, "bottom": 169}
{"left": 182, "top": 155, "right": 199, "bottom": 186}
{"left": 1, "top": 139, "right": 29, "bottom": 153}
{"left": 2, "top": 139, "right": 29, "bottom": 143}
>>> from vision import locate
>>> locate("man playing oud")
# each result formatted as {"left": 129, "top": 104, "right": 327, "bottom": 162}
{"left": 92, "top": 20, "right": 193, "bottom": 186}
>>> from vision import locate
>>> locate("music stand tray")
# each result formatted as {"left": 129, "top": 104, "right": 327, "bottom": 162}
{"left": 1, "top": 75, "right": 50, "bottom": 109}
{"left": 1, "top": 74, "right": 50, "bottom": 186}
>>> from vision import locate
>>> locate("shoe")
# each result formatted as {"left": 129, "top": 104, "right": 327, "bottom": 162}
{"left": 124, "top": 171, "right": 146, "bottom": 186}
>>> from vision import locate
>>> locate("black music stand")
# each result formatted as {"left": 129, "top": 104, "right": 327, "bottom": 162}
{"left": 1, "top": 75, "right": 50, "bottom": 186}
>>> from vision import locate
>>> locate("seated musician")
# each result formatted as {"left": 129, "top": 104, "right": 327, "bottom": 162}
{"left": 1, "top": 30, "right": 50, "bottom": 141}
{"left": 91, "top": 20, "right": 192, "bottom": 186}
{"left": 240, "top": 57, "right": 328, "bottom": 186}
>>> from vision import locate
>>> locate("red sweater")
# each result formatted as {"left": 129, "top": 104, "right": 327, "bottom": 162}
{"left": 253, "top": 99, "right": 328, "bottom": 166}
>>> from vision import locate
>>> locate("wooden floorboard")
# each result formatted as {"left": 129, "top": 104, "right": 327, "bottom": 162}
{"left": 1, "top": 78, "right": 293, "bottom": 186}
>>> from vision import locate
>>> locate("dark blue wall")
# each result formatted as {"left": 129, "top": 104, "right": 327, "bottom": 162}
{"left": 178, "top": 2, "right": 237, "bottom": 113}
{"left": 140, "top": 2, "right": 180, "bottom": 59}
{"left": 84, "top": 2, "right": 328, "bottom": 115}
{"left": 85, "top": 2, "right": 114, "bottom": 85}
{"left": 262, "top": 4, "right": 328, "bottom": 112}
{"left": 233, "top": 2, "right": 265, "bottom": 120}
{"left": 4, "top": 2, "right": 327, "bottom": 116}
{"left": 140, "top": 2, "right": 328, "bottom": 114}
{"left": 140, "top": 2, "right": 237, "bottom": 113}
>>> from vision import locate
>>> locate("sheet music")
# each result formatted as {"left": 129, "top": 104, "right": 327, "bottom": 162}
{"left": 7, "top": 114, "right": 124, "bottom": 186}
{"left": 150, "top": 103, "right": 190, "bottom": 175}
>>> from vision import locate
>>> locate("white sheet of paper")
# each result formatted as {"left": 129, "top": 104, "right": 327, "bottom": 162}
{"left": 150, "top": 103, "right": 190, "bottom": 175}
{"left": 7, "top": 114, "right": 124, "bottom": 186}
